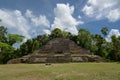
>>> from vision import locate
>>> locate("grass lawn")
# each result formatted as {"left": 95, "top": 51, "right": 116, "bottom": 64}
{"left": 0, "top": 63, "right": 120, "bottom": 80}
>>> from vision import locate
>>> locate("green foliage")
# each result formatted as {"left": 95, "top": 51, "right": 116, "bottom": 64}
{"left": 62, "top": 31, "right": 71, "bottom": 38}
{"left": 101, "top": 27, "right": 108, "bottom": 37}
{"left": 0, "top": 26, "right": 7, "bottom": 43}
{"left": 0, "top": 42, "right": 15, "bottom": 63}
{"left": 0, "top": 42, "right": 14, "bottom": 51}
{"left": 37, "top": 34, "right": 50, "bottom": 45}
{"left": 77, "top": 28, "right": 92, "bottom": 49}
{"left": 0, "top": 22, "right": 24, "bottom": 63}
{"left": 91, "top": 34, "right": 106, "bottom": 57}
{"left": 18, "top": 36, "right": 46, "bottom": 56}
{"left": 50, "top": 28, "right": 63, "bottom": 38}
{"left": 7, "top": 34, "right": 24, "bottom": 45}
{"left": 110, "top": 35, "right": 120, "bottom": 61}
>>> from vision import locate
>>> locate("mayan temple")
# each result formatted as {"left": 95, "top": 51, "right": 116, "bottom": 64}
{"left": 8, "top": 38, "right": 104, "bottom": 63}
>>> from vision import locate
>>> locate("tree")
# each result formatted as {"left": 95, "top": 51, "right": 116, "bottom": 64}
{"left": 0, "top": 26, "right": 7, "bottom": 43}
{"left": 50, "top": 28, "right": 63, "bottom": 38}
{"left": 31, "top": 39, "right": 40, "bottom": 51}
{"left": 7, "top": 34, "right": 24, "bottom": 46}
{"left": 101, "top": 27, "right": 108, "bottom": 37}
{"left": 109, "top": 35, "right": 120, "bottom": 61}
{"left": 0, "top": 42, "right": 15, "bottom": 63}
{"left": 91, "top": 34, "right": 106, "bottom": 57}
{"left": 77, "top": 28, "right": 92, "bottom": 49}
{"left": 19, "top": 39, "right": 33, "bottom": 56}
{"left": 62, "top": 31, "right": 71, "bottom": 38}
{"left": 37, "top": 34, "right": 50, "bottom": 45}
{"left": 0, "top": 21, "right": 24, "bottom": 63}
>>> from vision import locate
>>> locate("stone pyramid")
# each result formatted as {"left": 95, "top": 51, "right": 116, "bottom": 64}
{"left": 8, "top": 38, "right": 104, "bottom": 63}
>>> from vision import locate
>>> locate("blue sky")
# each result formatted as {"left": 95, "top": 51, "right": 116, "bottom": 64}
{"left": 0, "top": 0, "right": 120, "bottom": 41}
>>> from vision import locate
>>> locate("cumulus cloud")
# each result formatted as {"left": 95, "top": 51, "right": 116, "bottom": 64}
{"left": 106, "top": 29, "right": 120, "bottom": 42}
{"left": 107, "top": 9, "right": 120, "bottom": 22}
{"left": 82, "top": 0, "right": 120, "bottom": 22}
{"left": 0, "top": 3, "right": 84, "bottom": 41}
{"left": 51, "top": 3, "right": 84, "bottom": 35}
{"left": 25, "top": 10, "right": 50, "bottom": 28}
{"left": 0, "top": 9, "right": 31, "bottom": 39}
{"left": 25, "top": 9, "right": 51, "bottom": 35}
{"left": 0, "top": 9, "right": 50, "bottom": 41}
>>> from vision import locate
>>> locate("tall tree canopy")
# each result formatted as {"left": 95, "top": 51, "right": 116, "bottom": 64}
{"left": 101, "top": 27, "right": 108, "bottom": 37}
{"left": 0, "top": 20, "right": 24, "bottom": 63}
{"left": 77, "top": 28, "right": 92, "bottom": 49}
{"left": 50, "top": 28, "right": 63, "bottom": 38}
{"left": 7, "top": 34, "right": 24, "bottom": 46}
{"left": 0, "top": 26, "right": 7, "bottom": 43}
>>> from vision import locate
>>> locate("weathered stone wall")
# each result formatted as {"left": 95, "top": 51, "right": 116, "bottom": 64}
{"left": 7, "top": 54, "right": 104, "bottom": 64}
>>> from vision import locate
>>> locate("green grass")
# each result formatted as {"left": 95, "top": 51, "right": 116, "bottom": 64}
{"left": 0, "top": 63, "right": 120, "bottom": 80}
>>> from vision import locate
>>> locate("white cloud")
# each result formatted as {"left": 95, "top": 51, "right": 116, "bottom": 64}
{"left": 0, "top": 4, "right": 84, "bottom": 41}
{"left": 25, "top": 10, "right": 50, "bottom": 27}
{"left": 107, "top": 9, "right": 120, "bottom": 22}
{"left": 106, "top": 29, "right": 120, "bottom": 42}
{"left": 43, "top": 29, "right": 51, "bottom": 34}
{"left": 82, "top": 0, "right": 120, "bottom": 22}
{"left": 0, "top": 9, "right": 31, "bottom": 39}
{"left": 0, "top": 9, "right": 50, "bottom": 41}
{"left": 51, "top": 3, "right": 84, "bottom": 35}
